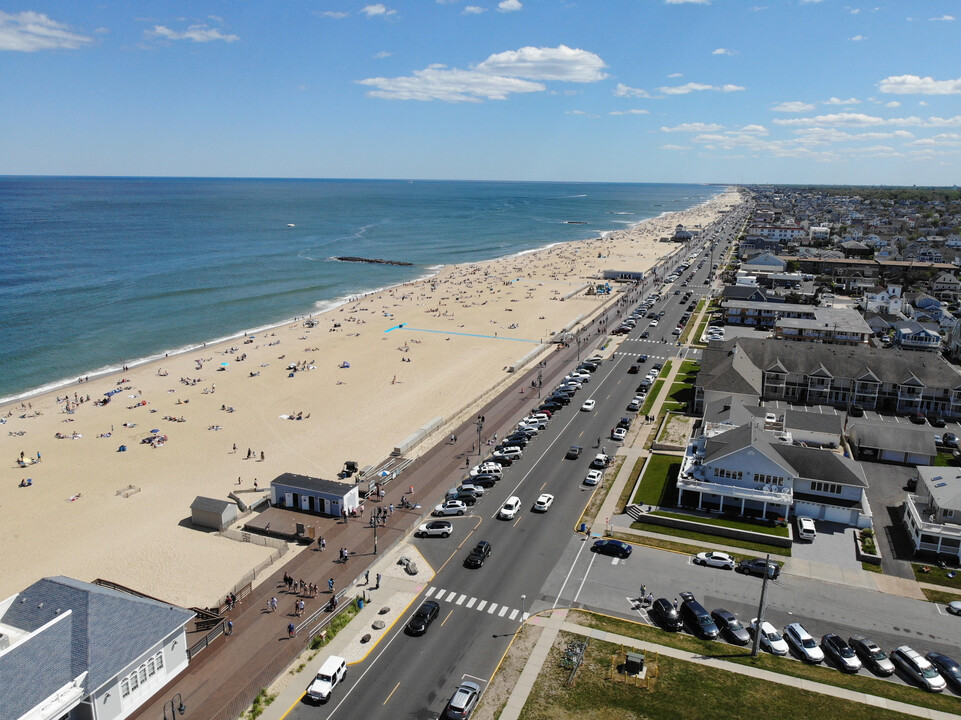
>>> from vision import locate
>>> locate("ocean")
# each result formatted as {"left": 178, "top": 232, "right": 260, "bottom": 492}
{"left": 0, "top": 177, "right": 720, "bottom": 402}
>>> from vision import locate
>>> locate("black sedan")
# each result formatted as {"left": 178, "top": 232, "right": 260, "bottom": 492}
{"left": 591, "top": 539, "right": 632, "bottom": 559}
{"left": 650, "top": 598, "right": 682, "bottom": 631}
{"left": 405, "top": 600, "right": 440, "bottom": 636}
{"left": 464, "top": 540, "right": 492, "bottom": 568}
{"left": 926, "top": 652, "right": 961, "bottom": 690}
{"left": 711, "top": 609, "right": 751, "bottom": 645}
{"left": 736, "top": 558, "right": 781, "bottom": 579}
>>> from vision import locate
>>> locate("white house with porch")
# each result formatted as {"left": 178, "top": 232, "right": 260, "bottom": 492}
{"left": 903, "top": 468, "right": 961, "bottom": 561}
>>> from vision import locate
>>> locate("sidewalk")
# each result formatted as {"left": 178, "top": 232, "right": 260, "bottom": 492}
{"left": 499, "top": 610, "right": 961, "bottom": 720}
{"left": 128, "top": 292, "right": 636, "bottom": 720}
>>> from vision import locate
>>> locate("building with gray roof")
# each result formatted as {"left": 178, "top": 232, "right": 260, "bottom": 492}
{"left": 903, "top": 468, "right": 961, "bottom": 560}
{"left": 0, "top": 576, "right": 194, "bottom": 720}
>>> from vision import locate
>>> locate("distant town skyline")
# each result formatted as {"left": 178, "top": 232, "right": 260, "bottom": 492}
{"left": 1, "top": 1, "right": 959, "bottom": 184}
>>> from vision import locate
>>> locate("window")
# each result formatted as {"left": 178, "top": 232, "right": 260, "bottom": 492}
{"left": 944, "top": 509, "right": 955, "bottom": 519}
{"left": 156, "top": 651, "right": 164, "bottom": 671}
{"left": 148, "top": 658, "right": 156, "bottom": 677}
{"left": 121, "top": 679, "right": 130, "bottom": 698}
{"left": 139, "top": 666, "right": 147, "bottom": 684}
{"left": 129, "top": 673, "right": 138, "bottom": 692}
{"left": 811, "top": 481, "right": 842, "bottom": 494}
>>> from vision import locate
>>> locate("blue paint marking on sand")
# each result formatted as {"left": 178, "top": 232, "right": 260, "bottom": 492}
{"left": 387, "top": 325, "right": 540, "bottom": 343}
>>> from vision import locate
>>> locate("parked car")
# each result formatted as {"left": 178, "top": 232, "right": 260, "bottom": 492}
{"left": 469, "top": 474, "right": 497, "bottom": 489}
{"left": 406, "top": 600, "right": 440, "bottom": 635}
{"left": 416, "top": 520, "right": 453, "bottom": 538}
{"left": 445, "top": 680, "right": 481, "bottom": 719}
{"left": 849, "top": 636, "right": 895, "bottom": 676}
{"left": 848, "top": 404, "right": 864, "bottom": 417}
{"left": 611, "top": 427, "right": 627, "bottom": 441}
{"left": 498, "top": 496, "right": 521, "bottom": 520}
{"left": 591, "top": 539, "right": 632, "bottom": 558}
{"left": 590, "top": 453, "right": 610, "bottom": 469}
{"left": 464, "top": 540, "right": 492, "bottom": 568}
{"left": 433, "top": 500, "right": 467, "bottom": 516}
{"left": 784, "top": 623, "right": 824, "bottom": 664}
{"left": 627, "top": 400, "right": 640, "bottom": 412}
{"left": 822, "top": 633, "right": 861, "bottom": 672}
{"left": 566, "top": 445, "right": 583, "bottom": 459}
{"left": 584, "top": 469, "right": 603, "bottom": 486}
{"left": 925, "top": 652, "right": 961, "bottom": 691}
{"left": 650, "top": 598, "right": 683, "bottom": 631}
{"left": 736, "top": 558, "right": 781, "bottom": 579}
{"left": 693, "top": 551, "right": 735, "bottom": 570}
{"left": 492, "top": 446, "right": 522, "bottom": 461}
{"left": 910, "top": 414, "right": 928, "bottom": 425}
{"left": 796, "top": 516, "right": 817, "bottom": 541}
{"left": 711, "top": 609, "right": 751, "bottom": 645}
{"left": 947, "top": 600, "right": 961, "bottom": 616}
{"left": 891, "top": 646, "right": 947, "bottom": 692}
{"left": 943, "top": 432, "right": 959, "bottom": 448}
{"left": 930, "top": 416, "right": 947, "bottom": 428}
{"left": 750, "top": 619, "right": 788, "bottom": 655}
{"left": 533, "top": 493, "right": 554, "bottom": 512}
{"left": 581, "top": 399, "right": 596, "bottom": 412}
{"left": 679, "top": 592, "right": 719, "bottom": 640}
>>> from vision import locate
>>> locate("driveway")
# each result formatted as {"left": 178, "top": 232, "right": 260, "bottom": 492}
{"left": 789, "top": 521, "right": 861, "bottom": 571}
{"left": 859, "top": 462, "right": 918, "bottom": 578}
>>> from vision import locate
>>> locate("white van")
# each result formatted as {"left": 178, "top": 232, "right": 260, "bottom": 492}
{"left": 307, "top": 655, "right": 347, "bottom": 703}
{"left": 796, "top": 516, "right": 817, "bottom": 541}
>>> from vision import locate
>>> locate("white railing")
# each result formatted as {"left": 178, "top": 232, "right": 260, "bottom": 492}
{"left": 678, "top": 474, "right": 793, "bottom": 505}
{"left": 904, "top": 495, "right": 961, "bottom": 539}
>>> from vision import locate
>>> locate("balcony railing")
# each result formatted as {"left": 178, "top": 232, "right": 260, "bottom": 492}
{"left": 904, "top": 495, "right": 961, "bottom": 539}
{"left": 678, "top": 471, "right": 793, "bottom": 505}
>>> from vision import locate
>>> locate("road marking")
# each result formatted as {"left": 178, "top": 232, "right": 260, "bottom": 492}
{"left": 383, "top": 682, "right": 401, "bottom": 705}
{"left": 426, "top": 587, "right": 438, "bottom": 598}
{"left": 522, "top": 612, "right": 530, "bottom": 621}
{"left": 611, "top": 557, "right": 619, "bottom": 566}
{"left": 487, "top": 603, "right": 498, "bottom": 614}
{"left": 456, "top": 594, "right": 467, "bottom": 605}
{"left": 571, "top": 550, "right": 598, "bottom": 607}
{"left": 476, "top": 600, "right": 487, "bottom": 611}
{"left": 466, "top": 597, "right": 477, "bottom": 608}
{"left": 498, "top": 605, "right": 509, "bottom": 617}
{"left": 441, "top": 609, "right": 454, "bottom": 626}
{"left": 551, "top": 538, "right": 592, "bottom": 609}
{"left": 513, "top": 516, "right": 522, "bottom": 527}
{"left": 508, "top": 609, "right": 519, "bottom": 620}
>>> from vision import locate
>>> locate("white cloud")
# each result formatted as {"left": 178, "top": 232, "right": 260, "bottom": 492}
{"left": 661, "top": 144, "right": 690, "bottom": 150}
{"left": 148, "top": 23, "right": 239, "bottom": 43}
{"left": 667, "top": 72, "right": 683, "bottom": 78}
{"left": 0, "top": 10, "right": 93, "bottom": 51}
{"left": 711, "top": 47, "right": 736, "bottom": 55}
{"left": 359, "top": 66, "right": 543, "bottom": 102}
{"left": 878, "top": 74, "right": 961, "bottom": 95}
{"left": 661, "top": 122, "right": 724, "bottom": 132}
{"left": 464, "top": 6, "right": 485, "bottom": 13}
{"left": 613, "top": 83, "right": 651, "bottom": 98}
{"left": 823, "top": 96, "right": 860, "bottom": 105}
{"left": 322, "top": 11, "right": 350, "bottom": 19}
{"left": 566, "top": 110, "right": 599, "bottom": 118}
{"left": 906, "top": 133, "right": 961, "bottom": 147}
{"left": 930, "top": 15, "right": 955, "bottom": 21}
{"left": 609, "top": 109, "right": 650, "bottom": 116}
{"left": 362, "top": 4, "right": 397, "bottom": 17}
{"left": 771, "top": 101, "right": 816, "bottom": 112}
{"left": 885, "top": 101, "right": 901, "bottom": 108}
{"left": 374, "top": 51, "right": 391, "bottom": 59}
{"left": 359, "top": 44, "right": 607, "bottom": 101}
{"left": 738, "top": 124, "right": 769, "bottom": 135}
{"left": 658, "top": 82, "right": 745, "bottom": 94}
{"left": 497, "top": 0, "right": 522, "bottom": 11}
{"left": 849, "top": 34, "right": 866, "bottom": 41}
{"left": 773, "top": 112, "right": 961, "bottom": 128}
{"left": 476, "top": 45, "right": 607, "bottom": 82}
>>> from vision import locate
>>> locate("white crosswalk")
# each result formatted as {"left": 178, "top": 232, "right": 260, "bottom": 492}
{"left": 425, "top": 586, "right": 530, "bottom": 622}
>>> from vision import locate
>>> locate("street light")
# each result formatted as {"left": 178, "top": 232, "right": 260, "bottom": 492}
{"left": 475, "top": 415, "right": 485, "bottom": 457}
{"left": 521, "top": 594, "right": 526, "bottom": 616}
{"left": 163, "top": 693, "right": 186, "bottom": 720}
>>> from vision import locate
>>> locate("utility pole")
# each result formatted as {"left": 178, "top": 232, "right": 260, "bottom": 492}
{"left": 475, "top": 415, "right": 484, "bottom": 457}
{"left": 750, "top": 554, "right": 772, "bottom": 658}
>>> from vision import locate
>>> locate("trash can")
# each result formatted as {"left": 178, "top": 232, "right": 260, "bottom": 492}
{"left": 579, "top": 523, "right": 587, "bottom": 533}
{"left": 356, "top": 597, "right": 364, "bottom": 610}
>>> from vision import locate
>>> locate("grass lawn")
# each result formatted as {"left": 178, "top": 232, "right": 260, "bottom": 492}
{"left": 630, "top": 453, "right": 680, "bottom": 507}
{"left": 628, "top": 521, "right": 792, "bottom": 556}
{"left": 666, "top": 381, "right": 694, "bottom": 408}
{"left": 913, "top": 563, "right": 961, "bottom": 590}
{"left": 679, "top": 302, "right": 706, "bottom": 345}
{"left": 691, "top": 313, "right": 711, "bottom": 347}
{"left": 522, "top": 630, "right": 926, "bottom": 720}
{"left": 862, "top": 562, "right": 884, "bottom": 574}
{"left": 920, "top": 587, "right": 961, "bottom": 604}
{"left": 610, "top": 530, "right": 766, "bottom": 563}
{"left": 568, "top": 611, "right": 960, "bottom": 717}
{"left": 614, "top": 456, "right": 647, "bottom": 514}
{"left": 933, "top": 451, "right": 959, "bottom": 467}
{"left": 639, "top": 380, "right": 666, "bottom": 416}
{"left": 651, "top": 509, "right": 790, "bottom": 537}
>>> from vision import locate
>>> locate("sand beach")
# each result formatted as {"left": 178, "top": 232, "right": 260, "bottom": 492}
{"left": 0, "top": 190, "right": 741, "bottom": 607}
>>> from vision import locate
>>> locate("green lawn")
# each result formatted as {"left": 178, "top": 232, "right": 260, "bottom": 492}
{"left": 666, "top": 381, "right": 694, "bottom": 408}
{"left": 630, "top": 521, "right": 793, "bottom": 555}
{"left": 639, "top": 379, "right": 666, "bottom": 416}
{"left": 912, "top": 563, "right": 961, "bottom": 590}
{"left": 920, "top": 587, "right": 961, "bottom": 604}
{"left": 520, "top": 630, "right": 922, "bottom": 720}
{"left": 614, "top": 456, "right": 648, "bottom": 514}
{"left": 569, "top": 611, "right": 960, "bottom": 717}
{"left": 651, "top": 510, "right": 790, "bottom": 537}
{"left": 933, "top": 451, "right": 959, "bottom": 467}
{"left": 631, "top": 453, "right": 680, "bottom": 507}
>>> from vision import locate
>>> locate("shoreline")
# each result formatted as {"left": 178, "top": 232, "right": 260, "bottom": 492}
{"left": 0, "top": 189, "right": 726, "bottom": 408}
{"left": 0, "top": 188, "right": 742, "bottom": 606}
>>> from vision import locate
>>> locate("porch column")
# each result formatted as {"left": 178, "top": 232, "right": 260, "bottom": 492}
{"left": 762, "top": 501, "right": 768, "bottom": 519}
{"left": 678, "top": 488, "right": 684, "bottom": 507}
{"left": 718, "top": 495, "right": 725, "bottom": 513}
{"left": 741, "top": 497, "right": 746, "bottom": 515}
{"left": 697, "top": 491, "right": 703, "bottom": 511}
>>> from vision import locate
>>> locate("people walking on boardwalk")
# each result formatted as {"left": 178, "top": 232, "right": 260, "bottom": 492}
{"left": 287, "top": 622, "right": 295, "bottom": 638}
{"left": 328, "top": 578, "right": 335, "bottom": 593}
{"left": 375, "top": 573, "right": 381, "bottom": 589}
{"left": 364, "top": 570, "right": 370, "bottom": 585}
{"left": 320, "top": 536, "right": 326, "bottom": 551}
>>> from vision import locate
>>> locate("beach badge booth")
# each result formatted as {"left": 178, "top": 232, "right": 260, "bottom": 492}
{"left": 270, "top": 472, "right": 360, "bottom": 516}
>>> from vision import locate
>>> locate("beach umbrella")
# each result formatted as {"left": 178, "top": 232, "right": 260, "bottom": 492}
{"left": 221, "top": 362, "right": 229, "bottom": 366}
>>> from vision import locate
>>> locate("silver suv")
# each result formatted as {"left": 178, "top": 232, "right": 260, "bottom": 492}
{"left": 446, "top": 680, "right": 481, "bottom": 718}
{"left": 891, "top": 646, "right": 947, "bottom": 692}
{"left": 784, "top": 623, "right": 823, "bottom": 664}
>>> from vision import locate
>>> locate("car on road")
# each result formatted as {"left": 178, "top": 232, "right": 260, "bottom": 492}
{"left": 498, "top": 496, "right": 521, "bottom": 520}
{"left": 672, "top": 327, "right": 681, "bottom": 336}
{"left": 640, "top": 331, "right": 650, "bottom": 339}
{"left": 910, "top": 414, "right": 928, "bottom": 425}
{"left": 947, "top": 600, "right": 961, "bottom": 616}
{"left": 652, "top": 362, "right": 662, "bottom": 370}
{"left": 925, "top": 652, "right": 961, "bottom": 691}
{"left": 417, "top": 520, "right": 453, "bottom": 538}
{"left": 627, "top": 400, "right": 640, "bottom": 412}
{"left": 711, "top": 609, "right": 750, "bottom": 645}
{"left": 650, "top": 598, "right": 683, "bottom": 631}
{"left": 591, "top": 539, "right": 632, "bottom": 558}
{"left": 611, "top": 427, "right": 627, "bottom": 441}
{"left": 750, "top": 619, "right": 788, "bottom": 655}
{"left": 406, "top": 600, "right": 440, "bottom": 635}
{"left": 464, "top": 540, "right": 492, "bottom": 568}
{"left": 943, "top": 432, "right": 959, "bottom": 448}
{"left": 433, "top": 500, "right": 467, "bottom": 517}
{"left": 581, "top": 399, "right": 596, "bottom": 412}
{"left": 784, "top": 623, "right": 823, "bottom": 664}
{"left": 503, "top": 434, "right": 530, "bottom": 447}
{"left": 566, "top": 445, "right": 583, "bottom": 459}
{"left": 445, "top": 680, "right": 481, "bottom": 719}
{"left": 533, "top": 493, "right": 554, "bottom": 512}
{"left": 637, "top": 355, "right": 648, "bottom": 362}
{"left": 584, "top": 469, "right": 603, "bottom": 486}
{"left": 590, "top": 453, "right": 610, "bottom": 469}
{"left": 821, "top": 633, "right": 861, "bottom": 672}
{"left": 649, "top": 320, "right": 659, "bottom": 327}
{"left": 693, "top": 551, "right": 735, "bottom": 570}
{"left": 492, "top": 446, "right": 522, "bottom": 461}
{"left": 736, "top": 558, "right": 781, "bottom": 578}
{"left": 306, "top": 655, "right": 348, "bottom": 704}
{"left": 679, "top": 592, "right": 719, "bottom": 640}
{"left": 891, "top": 646, "right": 946, "bottom": 692}
{"left": 849, "top": 636, "right": 895, "bottom": 676}
{"left": 628, "top": 364, "right": 640, "bottom": 374}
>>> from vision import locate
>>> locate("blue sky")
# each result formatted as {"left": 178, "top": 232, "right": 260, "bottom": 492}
{"left": 2, "top": 1, "right": 960, "bottom": 184}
